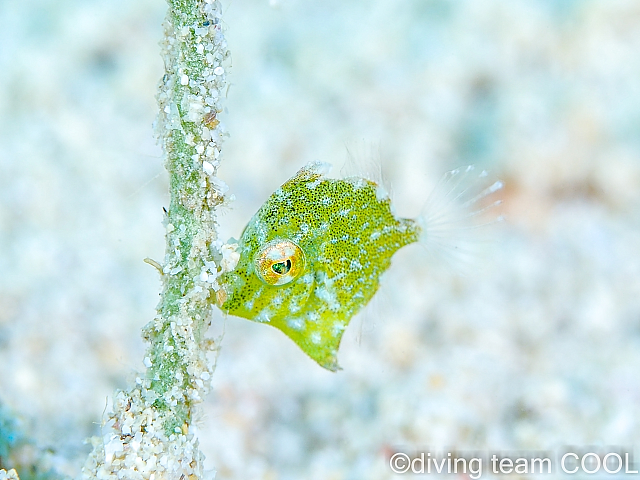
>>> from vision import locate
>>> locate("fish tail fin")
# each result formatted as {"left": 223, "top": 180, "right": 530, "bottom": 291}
{"left": 417, "top": 165, "right": 504, "bottom": 269}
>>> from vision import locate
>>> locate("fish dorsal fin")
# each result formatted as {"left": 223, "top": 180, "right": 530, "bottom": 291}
{"left": 293, "top": 161, "right": 332, "bottom": 181}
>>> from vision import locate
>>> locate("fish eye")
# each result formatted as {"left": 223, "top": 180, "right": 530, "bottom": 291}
{"left": 255, "top": 240, "right": 305, "bottom": 286}
{"left": 271, "top": 259, "right": 292, "bottom": 275}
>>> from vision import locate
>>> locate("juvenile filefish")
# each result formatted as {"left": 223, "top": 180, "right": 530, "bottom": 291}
{"left": 216, "top": 162, "right": 502, "bottom": 371}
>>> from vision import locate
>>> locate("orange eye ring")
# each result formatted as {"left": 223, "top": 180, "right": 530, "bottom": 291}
{"left": 254, "top": 239, "right": 305, "bottom": 286}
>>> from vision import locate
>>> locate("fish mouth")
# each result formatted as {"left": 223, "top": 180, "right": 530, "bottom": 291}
{"left": 214, "top": 269, "right": 247, "bottom": 311}
{"left": 214, "top": 287, "right": 228, "bottom": 308}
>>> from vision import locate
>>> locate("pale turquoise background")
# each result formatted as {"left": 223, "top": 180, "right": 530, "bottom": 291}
{"left": 1, "top": 0, "right": 640, "bottom": 478}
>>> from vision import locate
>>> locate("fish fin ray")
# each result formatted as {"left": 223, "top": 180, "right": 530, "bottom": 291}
{"left": 417, "top": 165, "right": 504, "bottom": 271}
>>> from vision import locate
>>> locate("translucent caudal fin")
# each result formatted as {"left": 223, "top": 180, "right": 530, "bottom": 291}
{"left": 417, "top": 165, "right": 504, "bottom": 270}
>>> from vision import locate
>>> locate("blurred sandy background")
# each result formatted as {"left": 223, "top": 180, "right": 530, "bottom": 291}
{"left": 1, "top": 0, "right": 640, "bottom": 478}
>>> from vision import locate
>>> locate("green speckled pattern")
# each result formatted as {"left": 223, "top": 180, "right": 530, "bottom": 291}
{"left": 218, "top": 162, "right": 420, "bottom": 371}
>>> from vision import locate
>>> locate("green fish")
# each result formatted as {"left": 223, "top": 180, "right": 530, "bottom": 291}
{"left": 216, "top": 162, "right": 502, "bottom": 371}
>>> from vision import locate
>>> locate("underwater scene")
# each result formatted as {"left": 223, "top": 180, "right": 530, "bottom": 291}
{"left": 1, "top": 0, "right": 639, "bottom": 478}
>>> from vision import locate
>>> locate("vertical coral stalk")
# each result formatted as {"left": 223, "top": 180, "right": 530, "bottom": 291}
{"left": 84, "top": 0, "right": 232, "bottom": 478}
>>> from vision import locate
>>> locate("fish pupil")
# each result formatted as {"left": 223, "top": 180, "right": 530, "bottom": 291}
{"left": 272, "top": 258, "right": 292, "bottom": 275}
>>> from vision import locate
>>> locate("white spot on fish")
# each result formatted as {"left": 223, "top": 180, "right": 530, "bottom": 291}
{"left": 253, "top": 286, "right": 265, "bottom": 300}
{"left": 331, "top": 322, "right": 346, "bottom": 336}
{"left": 287, "top": 317, "right": 305, "bottom": 331}
{"left": 306, "top": 179, "right": 322, "bottom": 189}
{"left": 289, "top": 295, "right": 302, "bottom": 313}
{"left": 316, "top": 285, "right": 340, "bottom": 311}
{"left": 326, "top": 272, "right": 346, "bottom": 284}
